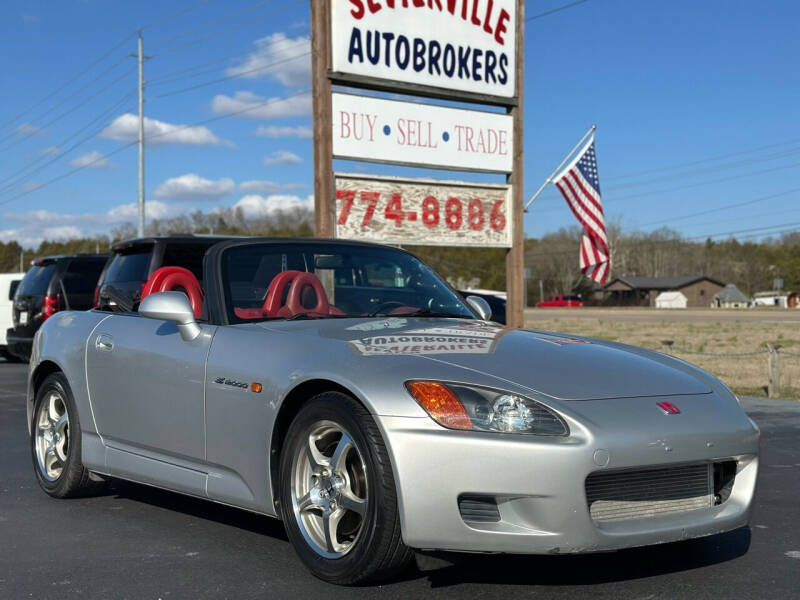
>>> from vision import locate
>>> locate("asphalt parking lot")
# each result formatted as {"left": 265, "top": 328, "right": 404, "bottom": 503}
{"left": 1, "top": 359, "right": 799, "bottom": 599}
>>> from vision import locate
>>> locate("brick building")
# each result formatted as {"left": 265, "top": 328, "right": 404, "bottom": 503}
{"left": 603, "top": 276, "right": 724, "bottom": 308}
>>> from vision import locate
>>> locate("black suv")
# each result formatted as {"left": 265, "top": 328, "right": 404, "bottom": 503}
{"left": 7, "top": 254, "right": 108, "bottom": 361}
{"left": 96, "top": 235, "right": 234, "bottom": 312}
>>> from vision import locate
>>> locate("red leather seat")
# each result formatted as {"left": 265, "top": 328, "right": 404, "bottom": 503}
{"left": 140, "top": 266, "right": 204, "bottom": 319}
{"left": 232, "top": 271, "right": 346, "bottom": 319}
{"left": 260, "top": 270, "right": 348, "bottom": 318}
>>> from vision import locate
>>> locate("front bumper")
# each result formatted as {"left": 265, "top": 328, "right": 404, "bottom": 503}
{"left": 378, "top": 406, "right": 759, "bottom": 554}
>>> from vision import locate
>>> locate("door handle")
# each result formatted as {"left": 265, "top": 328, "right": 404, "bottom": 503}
{"left": 95, "top": 334, "right": 114, "bottom": 351}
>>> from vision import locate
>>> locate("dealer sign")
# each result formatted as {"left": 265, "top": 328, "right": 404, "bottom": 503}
{"left": 332, "top": 93, "right": 513, "bottom": 173}
{"left": 334, "top": 173, "right": 512, "bottom": 247}
{"left": 331, "top": 0, "right": 517, "bottom": 100}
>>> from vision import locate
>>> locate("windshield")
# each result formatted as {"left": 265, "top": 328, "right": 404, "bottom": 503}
{"left": 105, "top": 247, "right": 152, "bottom": 283}
{"left": 18, "top": 264, "right": 56, "bottom": 296}
{"left": 221, "top": 242, "right": 474, "bottom": 322}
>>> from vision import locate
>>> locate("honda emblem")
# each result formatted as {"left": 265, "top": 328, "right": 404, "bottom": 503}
{"left": 656, "top": 401, "right": 681, "bottom": 415}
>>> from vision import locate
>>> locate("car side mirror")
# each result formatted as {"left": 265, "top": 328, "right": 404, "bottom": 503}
{"left": 139, "top": 291, "right": 201, "bottom": 341}
{"left": 466, "top": 295, "right": 492, "bottom": 321}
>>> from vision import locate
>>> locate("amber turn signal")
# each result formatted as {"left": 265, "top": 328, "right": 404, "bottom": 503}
{"left": 405, "top": 381, "right": 473, "bottom": 430}
{"left": 250, "top": 382, "right": 262, "bottom": 393}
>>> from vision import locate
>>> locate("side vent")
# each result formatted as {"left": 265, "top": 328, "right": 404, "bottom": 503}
{"left": 458, "top": 495, "right": 501, "bottom": 523}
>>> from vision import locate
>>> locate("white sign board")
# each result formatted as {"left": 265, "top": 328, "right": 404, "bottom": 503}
{"left": 332, "top": 93, "right": 513, "bottom": 173}
{"left": 334, "top": 173, "right": 512, "bottom": 247}
{"left": 331, "top": 0, "right": 517, "bottom": 100}
{"left": 347, "top": 321, "right": 505, "bottom": 356}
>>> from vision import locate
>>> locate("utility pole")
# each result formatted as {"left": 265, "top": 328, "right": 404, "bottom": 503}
{"left": 310, "top": 0, "right": 333, "bottom": 238}
{"left": 504, "top": 0, "right": 525, "bottom": 328}
{"left": 129, "top": 31, "right": 150, "bottom": 237}
{"left": 136, "top": 30, "right": 145, "bottom": 238}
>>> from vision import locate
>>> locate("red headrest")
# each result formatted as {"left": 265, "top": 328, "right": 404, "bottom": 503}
{"left": 141, "top": 266, "right": 203, "bottom": 319}
{"left": 262, "top": 271, "right": 330, "bottom": 318}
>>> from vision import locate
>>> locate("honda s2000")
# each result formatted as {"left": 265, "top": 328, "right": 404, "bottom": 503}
{"left": 27, "top": 238, "right": 759, "bottom": 584}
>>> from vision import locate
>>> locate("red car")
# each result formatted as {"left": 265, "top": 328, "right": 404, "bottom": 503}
{"left": 536, "top": 294, "right": 584, "bottom": 308}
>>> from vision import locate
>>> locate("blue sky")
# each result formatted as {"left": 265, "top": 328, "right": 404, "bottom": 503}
{"left": 0, "top": 0, "right": 798, "bottom": 247}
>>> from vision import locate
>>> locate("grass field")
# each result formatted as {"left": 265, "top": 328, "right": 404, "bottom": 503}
{"left": 524, "top": 316, "right": 800, "bottom": 399}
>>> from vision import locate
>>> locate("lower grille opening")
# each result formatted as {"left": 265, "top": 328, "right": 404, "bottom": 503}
{"left": 586, "top": 463, "right": 716, "bottom": 523}
{"left": 459, "top": 495, "right": 501, "bottom": 523}
{"left": 713, "top": 460, "right": 737, "bottom": 505}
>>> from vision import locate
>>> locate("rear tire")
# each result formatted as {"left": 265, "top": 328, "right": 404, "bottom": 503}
{"left": 278, "top": 392, "right": 413, "bottom": 584}
{"left": 31, "top": 372, "right": 104, "bottom": 498}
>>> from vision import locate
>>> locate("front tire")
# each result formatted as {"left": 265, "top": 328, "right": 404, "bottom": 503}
{"left": 278, "top": 392, "right": 412, "bottom": 584}
{"left": 31, "top": 372, "right": 104, "bottom": 498}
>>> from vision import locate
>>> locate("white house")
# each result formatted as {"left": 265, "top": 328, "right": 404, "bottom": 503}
{"left": 655, "top": 291, "right": 688, "bottom": 309}
{"left": 752, "top": 291, "right": 789, "bottom": 308}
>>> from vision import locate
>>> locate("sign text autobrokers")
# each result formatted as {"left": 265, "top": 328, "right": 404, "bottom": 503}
{"left": 332, "top": 0, "right": 517, "bottom": 99}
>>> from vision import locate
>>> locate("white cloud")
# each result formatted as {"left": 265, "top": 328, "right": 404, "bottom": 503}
{"left": 70, "top": 150, "right": 112, "bottom": 169}
{"left": 234, "top": 194, "right": 313, "bottom": 218}
{"left": 211, "top": 91, "right": 311, "bottom": 120}
{"left": 154, "top": 173, "right": 235, "bottom": 201}
{"left": 16, "top": 123, "right": 45, "bottom": 137}
{"left": 42, "top": 226, "right": 83, "bottom": 240}
{"left": 1, "top": 201, "right": 181, "bottom": 247}
{"left": 255, "top": 125, "right": 312, "bottom": 139}
{"left": 40, "top": 145, "right": 60, "bottom": 156}
{"left": 238, "top": 180, "right": 305, "bottom": 193}
{"left": 226, "top": 33, "right": 310, "bottom": 87}
{"left": 22, "top": 14, "right": 38, "bottom": 23}
{"left": 22, "top": 182, "right": 42, "bottom": 191}
{"left": 263, "top": 150, "right": 302, "bottom": 166}
{"left": 101, "top": 113, "right": 223, "bottom": 146}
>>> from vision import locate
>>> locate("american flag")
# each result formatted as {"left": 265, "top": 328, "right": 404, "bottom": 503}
{"left": 552, "top": 137, "right": 609, "bottom": 285}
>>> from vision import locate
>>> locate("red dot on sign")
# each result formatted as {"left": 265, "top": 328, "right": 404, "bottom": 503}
{"left": 407, "top": 212, "right": 417, "bottom": 221}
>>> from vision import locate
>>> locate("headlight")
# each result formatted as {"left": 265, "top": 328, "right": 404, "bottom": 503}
{"left": 405, "top": 381, "right": 568, "bottom": 436}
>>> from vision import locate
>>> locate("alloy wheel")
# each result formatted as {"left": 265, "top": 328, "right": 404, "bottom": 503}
{"left": 35, "top": 391, "right": 70, "bottom": 481}
{"left": 290, "top": 420, "right": 369, "bottom": 558}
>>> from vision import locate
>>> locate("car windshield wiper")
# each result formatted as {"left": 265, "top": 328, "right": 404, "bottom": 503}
{"left": 284, "top": 312, "right": 353, "bottom": 321}
{"left": 372, "top": 308, "right": 470, "bottom": 319}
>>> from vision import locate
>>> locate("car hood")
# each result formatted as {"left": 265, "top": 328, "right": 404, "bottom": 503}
{"left": 258, "top": 317, "right": 712, "bottom": 401}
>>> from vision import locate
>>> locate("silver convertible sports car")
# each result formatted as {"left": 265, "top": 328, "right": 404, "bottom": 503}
{"left": 27, "top": 238, "right": 759, "bottom": 584}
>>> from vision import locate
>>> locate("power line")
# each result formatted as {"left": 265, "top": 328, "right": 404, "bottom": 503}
{"left": 148, "top": 37, "right": 309, "bottom": 86}
{"left": 153, "top": 0, "right": 304, "bottom": 57}
{"left": 148, "top": 0, "right": 272, "bottom": 50}
{"left": 150, "top": 51, "right": 310, "bottom": 99}
{"left": 602, "top": 159, "right": 800, "bottom": 205}
{"left": 0, "top": 31, "right": 136, "bottom": 136}
{"left": 0, "top": 2, "right": 219, "bottom": 146}
{"left": 0, "top": 89, "right": 137, "bottom": 193}
{"left": 0, "top": 56, "right": 134, "bottom": 151}
{"left": 526, "top": 0, "right": 591, "bottom": 21}
{"left": 524, "top": 221, "right": 800, "bottom": 260}
{"left": 603, "top": 146, "right": 800, "bottom": 192}
{"left": 684, "top": 206, "right": 800, "bottom": 231}
{"left": 0, "top": 65, "right": 136, "bottom": 154}
{"left": 0, "top": 89, "right": 311, "bottom": 208}
{"left": 140, "top": 0, "right": 215, "bottom": 31}
{"left": 605, "top": 137, "right": 800, "bottom": 182}
{"left": 636, "top": 187, "right": 800, "bottom": 228}
{"left": 0, "top": 142, "right": 138, "bottom": 209}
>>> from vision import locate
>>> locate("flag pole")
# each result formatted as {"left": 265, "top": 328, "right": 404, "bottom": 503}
{"left": 524, "top": 124, "right": 596, "bottom": 212}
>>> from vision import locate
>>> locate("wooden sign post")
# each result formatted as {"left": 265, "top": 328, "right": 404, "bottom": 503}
{"left": 311, "top": 0, "right": 334, "bottom": 238}
{"left": 506, "top": 0, "right": 524, "bottom": 328}
{"left": 311, "top": 0, "right": 525, "bottom": 328}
